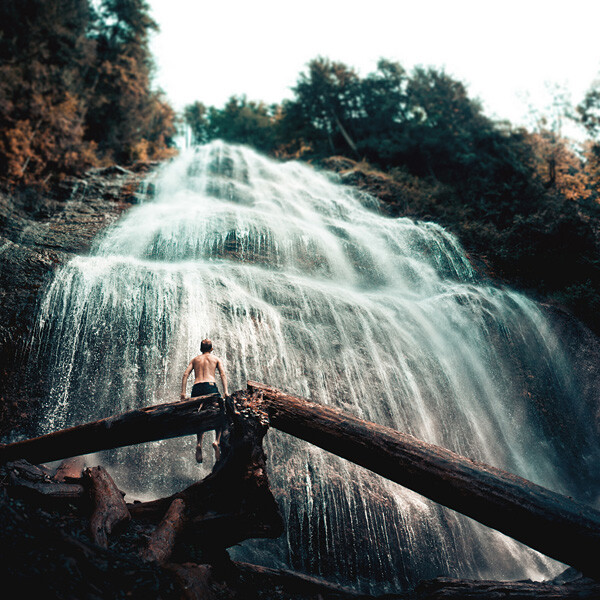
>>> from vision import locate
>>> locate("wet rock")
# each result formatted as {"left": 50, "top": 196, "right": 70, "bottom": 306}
{"left": 0, "top": 165, "right": 158, "bottom": 436}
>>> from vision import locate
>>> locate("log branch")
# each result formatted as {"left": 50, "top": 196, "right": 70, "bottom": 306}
{"left": 140, "top": 498, "right": 187, "bottom": 564}
{"left": 86, "top": 465, "right": 130, "bottom": 548}
{"left": 0, "top": 394, "right": 224, "bottom": 465}
{"left": 6, "top": 459, "right": 85, "bottom": 503}
{"left": 53, "top": 456, "right": 85, "bottom": 482}
{"left": 129, "top": 391, "right": 284, "bottom": 559}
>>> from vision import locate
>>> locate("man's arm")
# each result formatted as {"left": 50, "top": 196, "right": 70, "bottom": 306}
{"left": 216, "top": 359, "right": 229, "bottom": 396}
{"left": 181, "top": 361, "right": 193, "bottom": 400}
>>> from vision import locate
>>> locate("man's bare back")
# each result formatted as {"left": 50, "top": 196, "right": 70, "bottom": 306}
{"left": 189, "top": 353, "right": 222, "bottom": 387}
{"left": 181, "top": 343, "right": 228, "bottom": 400}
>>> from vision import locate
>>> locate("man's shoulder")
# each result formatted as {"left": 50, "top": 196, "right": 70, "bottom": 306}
{"left": 194, "top": 353, "right": 219, "bottom": 363}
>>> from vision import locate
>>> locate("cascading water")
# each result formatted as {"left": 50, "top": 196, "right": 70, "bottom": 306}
{"left": 29, "top": 141, "right": 598, "bottom": 592}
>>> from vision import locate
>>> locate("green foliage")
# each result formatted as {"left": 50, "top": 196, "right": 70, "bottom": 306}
{"left": 184, "top": 102, "right": 209, "bottom": 145}
{"left": 183, "top": 96, "right": 280, "bottom": 153}
{"left": 85, "top": 0, "right": 177, "bottom": 163}
{"left": 216, "top": 56, "right": 599, "bottom": 333}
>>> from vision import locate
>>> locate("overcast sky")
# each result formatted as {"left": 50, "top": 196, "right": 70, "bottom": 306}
{"left": 147, "top": 0, "right": 600, "bottom": 130}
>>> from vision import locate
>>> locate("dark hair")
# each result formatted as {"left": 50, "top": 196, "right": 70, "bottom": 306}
{"left": 200, "top": 339, "right": 212, "bottom": 353}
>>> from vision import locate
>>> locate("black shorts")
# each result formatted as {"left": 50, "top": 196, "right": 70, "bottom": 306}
{"left": 191, "top": 382, "right": 220, "bottom": 398}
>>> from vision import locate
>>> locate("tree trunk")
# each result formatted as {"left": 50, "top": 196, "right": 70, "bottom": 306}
{"left": 334, "top": 114, "right": 360, "bottom": 158}
{"left": 130, "top": 391, "right": 284, "bottom": 557}
{"left": 86, "top": 465, "right": 130, "bottom": 548}
{"left": 247, "top": 380, "right": 600, "bottom": 580}
{"left": 6, "top": 459, "right": 85, "bottom": 502}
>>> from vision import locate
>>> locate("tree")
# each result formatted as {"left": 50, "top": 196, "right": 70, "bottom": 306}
{"left": 84, "top": 0, "right": 176, "bottom": 164}
{"left": 183, "top": 101, "right": 209, "bottom": 145}
{"left": 578, "top": 79, "right": 600, "bottom": 145}
{"left": 0, "top": 0, "right": 177, "bottom": 187}
{"left": 183, "top": 96, "right": 279, "bottom": 152}
{"left": 281, "top": 57, "right": 362, "bottom": 157}
{"left": 0, "top": 0, "right": 98, "bottom": 184}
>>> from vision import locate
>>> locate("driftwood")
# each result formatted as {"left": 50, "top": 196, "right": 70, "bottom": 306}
{"left": 3, "top": 476, "right": 600, "bottom": 600}
{"left": 0, "top": 393, "right": 224, "bottom": 465}
{"left": 140, "top": 498, "right": 187, "bottom": 564}
{"left": 246, "top": 381, "right": 600, "bottom": 581}
{"left": 6, "top": 459, "right": 85, "bottom": 503}
{"left": 85, "top": 465, "right": 130, "bottom": 548}
{"left": 414, "top": 575, "right": 600, "bottom": 599}
{"left": 0, "top": 488, "right": 181, "bottom": 598}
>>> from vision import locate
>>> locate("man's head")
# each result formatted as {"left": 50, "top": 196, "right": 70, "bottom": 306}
{"left": 200, "top": 339, "right": 213, "bottom": 353}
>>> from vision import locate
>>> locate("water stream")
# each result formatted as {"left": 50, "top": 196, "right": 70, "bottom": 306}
{"left": 29, "top": 141, "right": 598, "bottom": 592}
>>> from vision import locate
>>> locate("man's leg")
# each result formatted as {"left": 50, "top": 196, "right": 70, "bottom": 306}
{"left": 196, "top": 432, "right": 203, "bottom": 463}
{"left": 212, "top": 428, "right": 221, "bottom": 461}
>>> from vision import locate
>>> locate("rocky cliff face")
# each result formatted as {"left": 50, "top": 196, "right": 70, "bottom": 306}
{"left": 0, "top": 164, "right": 158, "bottom": 437}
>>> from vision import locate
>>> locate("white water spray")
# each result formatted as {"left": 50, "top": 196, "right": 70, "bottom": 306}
{"left": 31, "top": 141, "right": 595, "bottom": 592}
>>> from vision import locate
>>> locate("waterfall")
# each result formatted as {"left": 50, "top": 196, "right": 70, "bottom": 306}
{"left": 29, "top": 141, "right": 598, "bottom": 592}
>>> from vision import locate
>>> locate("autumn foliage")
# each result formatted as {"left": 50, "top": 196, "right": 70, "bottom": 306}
{"left": 0, "top": 0, "right": 177, "bottom": 187}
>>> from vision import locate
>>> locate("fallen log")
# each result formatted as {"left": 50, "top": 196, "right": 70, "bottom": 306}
{"left": 414, "top": 574, "right": 600, "bottom": 599}
{"left": 0, "top": 394, "right": 223, "bottom": 465}
{"left": 140, "top": 498, "right": 187, "bottom": 564}
{"left": 4, "top": 384, "right": 600, "bottom": 579}
{"left": 247, "top": 381, "right": 600, "bottom": 581}
{"left": 86, "top": 465, "right": 130, "bottom": 548}
{"left": 6, "top": 459, "right": 85, "bottom": 503}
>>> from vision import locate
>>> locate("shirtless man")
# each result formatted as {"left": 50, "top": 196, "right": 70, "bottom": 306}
{"left": 181, "top": 339, "right": 229, "bottom": 463}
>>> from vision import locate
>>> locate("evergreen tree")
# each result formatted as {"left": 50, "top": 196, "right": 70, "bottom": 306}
{"left": 184, "top": 101, "right": 209, "bottom": 145}
{"left": 282, "top": 57, "right": 362, "bottom": 157}
{"left": 183, "top": 96, "right": 279, "bottom": 152}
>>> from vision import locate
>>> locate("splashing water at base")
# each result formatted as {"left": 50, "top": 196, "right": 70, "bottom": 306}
{"left": 29, "top": 141, "right": 598, "bottom": 592}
